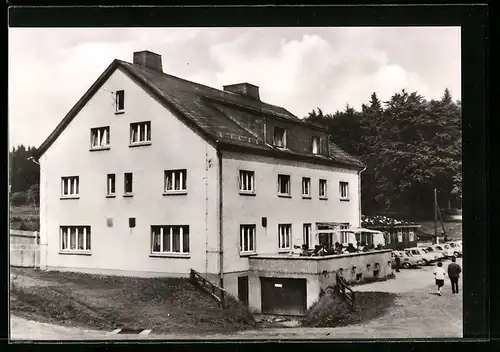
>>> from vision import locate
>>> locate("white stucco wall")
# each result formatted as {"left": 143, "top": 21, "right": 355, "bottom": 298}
{"left": 221, "top": 151, "right": 361, "bottom": 278}
{"left": 39, "top": 67, "right": 220, "bottom": 277}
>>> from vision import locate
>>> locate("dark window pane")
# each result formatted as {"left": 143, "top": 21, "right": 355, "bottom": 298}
{"left": 163, "top": 227, "right": 171, "bottom": 252}
{"left": 183, "top": 226, "right": 190, "bottom": 253}
{"left": 249, "top": 227, "right": 254, "bottom": 250}
{"left": 182, "top": 170, "right": 187, "bottom": 190}
{"left": 116, "top": 90, "right": 124, "bottom": 110}
{"left": 86, "top": 228, "right": 91, "bottom": 250}
{"left": 61, "top": 228, "right": 67, "bottom": 249}
{"left": 173, "top": 227, "right": 180, "bottom": 252}
{"left": 70, "top": 228, "right": 76, "bottom": 250}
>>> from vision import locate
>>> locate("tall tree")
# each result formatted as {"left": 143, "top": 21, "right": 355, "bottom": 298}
{"left": 9, "top": 145, "right": 40, "bottom": 193}
{"left": 302, "top": 88, "right": 462, "bottom": 220}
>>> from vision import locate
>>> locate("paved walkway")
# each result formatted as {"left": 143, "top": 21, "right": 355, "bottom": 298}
{"left": 10, "top": 259, "right": 462, "bottom": 340}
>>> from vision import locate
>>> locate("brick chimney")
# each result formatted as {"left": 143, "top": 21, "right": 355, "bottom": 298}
{"left": 133, "top": 50, "right": 163, "bottom": 73}
{"left": 223, "top": 83, "right": 260, "bottom": 101}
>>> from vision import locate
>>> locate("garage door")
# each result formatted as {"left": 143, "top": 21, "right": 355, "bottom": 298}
{"left": 260, "top": 277, "right": 307, "bottom": 316}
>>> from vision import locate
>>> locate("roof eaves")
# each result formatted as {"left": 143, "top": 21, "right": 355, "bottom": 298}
{"left": 34, "top": 60, "right": 121, "bottom": 159}
{"left": 217, "top": 141, "right": 365, "bottom": 170}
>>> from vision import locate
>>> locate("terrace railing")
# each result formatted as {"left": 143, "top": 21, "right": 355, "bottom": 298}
{"left": 190, "top": 269, "right": 227, "bottom": 307}
{"left": 336, "top": 272, "right": 356, "bottom": 311}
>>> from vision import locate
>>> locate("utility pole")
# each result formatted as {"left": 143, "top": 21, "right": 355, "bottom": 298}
{"left": 434, "top": 188, "right": 438, "bottom": 244}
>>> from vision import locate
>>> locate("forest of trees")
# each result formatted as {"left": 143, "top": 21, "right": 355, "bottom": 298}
{"left": 304, "top": 88, "right": 462, "bottom": 221}
{"left": 9, "top": 145, "right": 40, "bottom": 206}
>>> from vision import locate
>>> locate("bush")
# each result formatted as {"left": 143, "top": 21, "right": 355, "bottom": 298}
{"left": 302, "top": 286, "right": 359, "bottom": 327}
{"left": 10, "top": 192, "right": 28, "bottom": 206}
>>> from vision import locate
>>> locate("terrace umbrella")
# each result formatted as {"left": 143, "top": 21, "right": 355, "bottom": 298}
{"left": 313, "top": 228, "right": 386, "bottom": 247}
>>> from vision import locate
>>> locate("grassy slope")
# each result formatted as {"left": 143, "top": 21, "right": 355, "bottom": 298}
{"left": 302, "top": 288, "right": 397, "bottom": 328}
{"left": 10, "top": 268, "right": 255, "bottom": 334}
{"left": 418, "top": 221, "right": 462, "bottom": 241}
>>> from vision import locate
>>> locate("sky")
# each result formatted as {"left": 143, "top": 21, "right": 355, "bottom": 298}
{"left": 8, "top": 27, "right": 461, "bottom": 148}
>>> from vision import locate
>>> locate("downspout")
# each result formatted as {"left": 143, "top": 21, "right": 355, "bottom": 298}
{"left": 216, "top": 144, "right": 224, "bottom": 290}
{"left": 263, "top": 117, "right": 267, "bottom": 143}
{"left": 358, "top": 166, "right": 367, "bottom": 227}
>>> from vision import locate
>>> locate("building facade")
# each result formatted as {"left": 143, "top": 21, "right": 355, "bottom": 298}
{"left": 35, "top": 50, "right": 390, "bottom": 316}
{"left": 361, "top": 215, "right": 420, "bottom": 250}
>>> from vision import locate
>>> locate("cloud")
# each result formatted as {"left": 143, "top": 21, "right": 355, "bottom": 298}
{"left": 8, "top": 27, "right": 461, "bottom": 147}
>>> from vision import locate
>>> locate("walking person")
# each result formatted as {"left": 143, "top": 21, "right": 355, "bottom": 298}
{"left": 394, "top": 253, "right": 401, "bottom": 272}
{"left": 433, "top": 261, "right": 447, "bottom": 296}
{"left": 447, "top": 257, "right": 462, "bottom": 294}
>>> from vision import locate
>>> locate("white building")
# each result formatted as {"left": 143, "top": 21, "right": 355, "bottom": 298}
{"left": 34, "top": 50, "right": 391, "bottom": 315}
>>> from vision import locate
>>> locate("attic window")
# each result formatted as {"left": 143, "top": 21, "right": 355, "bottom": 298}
{"left": 90, "top": 127, "right": 110, "bottom": 150}
{"left": 273, "top": 127, "right": 287, "bottom": 148}
{"left": 130, "top": 121, "right": 151, "bottom": 146}
{"left": 115, "top": 90, "right": 125, "bottom": 113}
{"left": 312, "top": 136, "right": 321, "bottom": 154}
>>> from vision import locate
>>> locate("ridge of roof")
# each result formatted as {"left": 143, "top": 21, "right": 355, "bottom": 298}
{"left": 116, "top": 60, "right": 300, "bottom": 119}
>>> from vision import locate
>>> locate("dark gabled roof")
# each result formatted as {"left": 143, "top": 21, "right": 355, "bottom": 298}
{"left": 35, "top": 59, "right": 364, "bottom": 170}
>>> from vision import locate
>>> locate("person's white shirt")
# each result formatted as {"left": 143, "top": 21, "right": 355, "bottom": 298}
{"left": 433, "top": 266, "right": 447, "bottom": 280}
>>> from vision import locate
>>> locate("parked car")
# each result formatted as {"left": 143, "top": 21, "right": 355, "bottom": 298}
{"left": 431, "top": 244, "right": 454, "bottom": 258}
{"left": 446, "top": 241, "right": 463, "bottom": 257}
{"left": 392, "top": 251, "right": 423, "bottom": 269}
{"left": 424, "top": 246, "right": 446, "bottom": 261}
{"left": 405, "top": 247, "right": 436, "bottom": 265}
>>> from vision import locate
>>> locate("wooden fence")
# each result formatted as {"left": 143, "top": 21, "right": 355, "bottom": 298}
{"left": 10, "top": 229, "right": 40, "bottom": 268}
{"left": 336, "top": 271, "right": 356, "bottom": 311}
{"left": 190, "top": 269, "right": 227, "bottom": 307}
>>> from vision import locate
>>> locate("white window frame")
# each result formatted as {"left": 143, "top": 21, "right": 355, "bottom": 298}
{"left": 239, "top": 170, "right": 255, "bottom": 194}
{"left": 240, "top": 225, "right": 256, "bottom": 254}
{"left": 339, "top": 181, "right": 349, "bottom": 200}
{"left": 164, "top": 169, "right": 188, "bottom": 194}
{"left": 319, "top": 179, "right": 328, "bottom": 199}
{"left": 409, "top": 230, "right": 415, "bottom": 242}
{"left": 312, "top": 136, "right": 321, "bottom": 154}
{"left": 273, "top": 127, "right": 287, "bottom": 148}
{"left": 303, "top": 223, "right": 312, "bottom": 248}
{"left": 302, "top": 177, "right": 311, "bottom": 198}
{"left": 115, "top": 90, "right": 125, "bottom": 113}
{"left": 130, "top": 121, "right": 151, "bottom": 146}
{"left": 340, "top": 223, "right": 350, "bottom": 244}
{"left": 61, "top": 176, "right": 79, "bottom": 198}
{"left": 278, "top": 174, "right": 291, "bottom": 197}
{"left": 397, "top": 231, "right": 403, "bottom": 243}
{"left": 60, "top": 226, "right": 91, "bottom": 254}
{"left": 124, "top": 173, "right": 133, "bottom": 196}
{"left": 106, "top": 174, "right": 116, "bottom": 197}
{"left": 278, "top": 224, "right": 292, "bottom": 250}
{"left": 151, "top": 225, "right": 190, "bottom": 255}
{"left": 90, "top": 126, "right": 110, "bottom": 150}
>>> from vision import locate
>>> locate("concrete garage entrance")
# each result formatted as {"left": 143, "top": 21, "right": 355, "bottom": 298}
{"left": 260, "top": 277, "right": 307, "bottom": 316}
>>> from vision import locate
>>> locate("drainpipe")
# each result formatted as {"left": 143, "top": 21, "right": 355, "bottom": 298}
{"left": 357, "top": 166, "right": 367, "bottom": 227}
{"left": 216, "top": 145, "right": 224, "bottom": 290}
{"left": 263, "top": 117, "right": 267, "bottom": 143}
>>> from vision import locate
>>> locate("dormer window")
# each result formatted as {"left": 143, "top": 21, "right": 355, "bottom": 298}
{"left": 312, "top": 136, "right": 321, "bottom": 154}
{"left": 115, "top": 90, "right": 125, "bottom": 113}
{"left": 273, "top": 127, "right": 287, "bottom": 148}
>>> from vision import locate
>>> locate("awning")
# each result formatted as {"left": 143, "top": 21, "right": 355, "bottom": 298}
{"left": 313, "top": 227, "right": 384, "bottom": 235}
{"left": 312, "top": 227, "right": 386, "bottom": 246}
